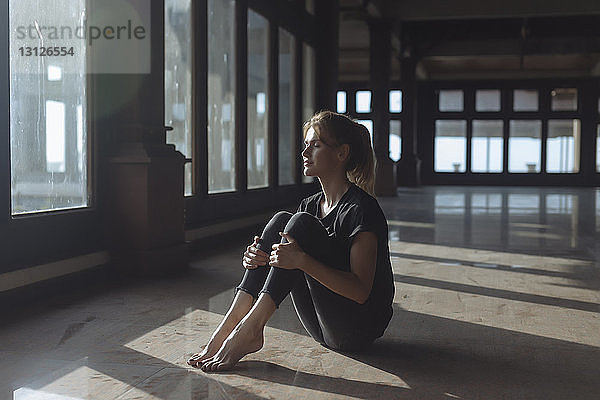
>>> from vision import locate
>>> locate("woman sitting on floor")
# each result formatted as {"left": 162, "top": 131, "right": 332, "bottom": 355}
{"left": 188, "top": 110, "right": 395, "bottom": 372}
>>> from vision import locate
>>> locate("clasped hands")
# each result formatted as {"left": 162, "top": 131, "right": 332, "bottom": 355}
{"left": 242, "top": 232, "right": 305, "bottom": 270}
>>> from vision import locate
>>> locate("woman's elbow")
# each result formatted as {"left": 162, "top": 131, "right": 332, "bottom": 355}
{"left": 354, "top": 288, "right": 371, "bottom": 304}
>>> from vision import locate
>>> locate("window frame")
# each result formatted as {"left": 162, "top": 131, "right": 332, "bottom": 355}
{"left": 1, "top": 0, "right": 102, "bottom": 275}
{"left": 421, "top": 78, "right": 599, "bottom": 186}
{"left": 183, "top": 0, "right": 322, "bottom": 225}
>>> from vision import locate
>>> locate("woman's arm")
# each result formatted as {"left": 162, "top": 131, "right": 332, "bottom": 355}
{"left": 299, "top": 231, "right": 377, "bottom": 304}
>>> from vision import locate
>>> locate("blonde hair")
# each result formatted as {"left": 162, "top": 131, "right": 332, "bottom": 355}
{"left": 303, "top": 111, "right": 376, "bottom": 197}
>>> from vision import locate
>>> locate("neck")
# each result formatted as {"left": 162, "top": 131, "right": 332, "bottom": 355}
{"left": 318, "top": 175, "right": 351, "bottom": 207}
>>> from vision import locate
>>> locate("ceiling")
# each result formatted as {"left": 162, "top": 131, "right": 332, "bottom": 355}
{"left": 338, "top": 0, "right": 600, "bottom": 81}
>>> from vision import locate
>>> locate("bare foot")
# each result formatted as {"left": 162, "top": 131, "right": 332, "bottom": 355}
{"left": 188, "top": 292, "right": 254, "bottom": 368}
{"left": 187, "top": 331, "right": 228, "bottom": 367}
{"left": 199, "top": 322, "right": 264, "bottom": 372}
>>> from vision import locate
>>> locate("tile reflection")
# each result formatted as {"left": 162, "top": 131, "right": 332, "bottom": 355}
{"left": 434, "top": 193, "right": 466, "bottom": 215}
{"left": 383, "top": 187, "right": 598, "bottom": 255}
{"left": 471, "top": 193, "right": 502, "bottom": 215}
{"left": 508, "top": 194, "right": 540, "bottom": 215}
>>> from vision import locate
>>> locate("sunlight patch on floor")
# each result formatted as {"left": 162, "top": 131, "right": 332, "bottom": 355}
{"left": 388, "top": 220, "right": 436, "bottom": 229}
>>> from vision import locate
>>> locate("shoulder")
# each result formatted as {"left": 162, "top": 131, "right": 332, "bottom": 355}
{"left": 346, "top": 184, "right": 381, "bottom": 212}
{"left": 342, "top": 184, "right": 386, "bottom": 223}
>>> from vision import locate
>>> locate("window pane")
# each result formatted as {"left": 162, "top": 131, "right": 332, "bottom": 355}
{"left": 551, "top": 88, "right": 577, "bottom": 111}
{"left": 184, "top": 162, "right": 192, "bottom": 195}
{"left": 389, "top": 120, "right": 401, "bottom": 162}
{"left": 597, "top": 125, "right": 600, "bottom": 173}
{"left": 513, "top": 90, "right": 538, "bottom": 112}
{"left": 472, "top": 120, "right": 503, "bottom": 173}
{"left": 389, "top": 90, "right": 402, "bottom": 113}
{"left": 439, "top": 90, "right": 463, "bottom": 112}
{"left": 165, "top": 0, "right": 192, "bottom": 196}
{"left": 356, "top": 91, "right": 372, "bottom": 113}
{"left": 356, "top": 120, "right": 373, "bottom": 146}
{"left": 475, "top": 90, "right": 501, "bottom": 112}
{"left": 336, "top": 91, "right": 347, "bottom": 113}
{"left": 10, "top": 1, "right": 88, "bottom": 214}
{"left": 302, "top": 43, "right": 316, "bottom": 183}
{"left": 45, "top": 101, "right": 66, "bottom": 173}
{"left": 547, "top": 119, "right": 580, "bottom": 173}
{"left": 278, "top": 29, "right": 295, "bottom": 186}
{"left": 596, "top": 190, "right": 600, "bottom": 233}
{"left": 247, "top": 11, "right": 269, "bottom": 189}
{"left": 208, "top": 0, "right": 236, "bottom": 193}
{"left": 509, "top": 120, "right": 541, "bottom": 172}
{"left": 435, "top": 120, "right": 466, "bottom": 172}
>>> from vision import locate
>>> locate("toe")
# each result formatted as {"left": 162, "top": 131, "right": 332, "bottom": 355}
{"left": 215, "top": 361, "right": 231, "bottom": 372}
{"left": 187, "top": 356, "right": 199, "bottom": 365}
{"left": 200, "top": 359, "right": 214, "bottom": 372}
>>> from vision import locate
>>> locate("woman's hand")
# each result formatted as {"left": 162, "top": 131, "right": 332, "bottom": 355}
{"left": 242, "top": 236, "right": 269, "bottom": 269}
{"left": 269, "top": 232, "right": 306, "bottom": 270}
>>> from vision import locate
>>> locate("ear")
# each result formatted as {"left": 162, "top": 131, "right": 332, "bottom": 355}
{"left": 338, "top": 143, "right": 350, "bottom": 162}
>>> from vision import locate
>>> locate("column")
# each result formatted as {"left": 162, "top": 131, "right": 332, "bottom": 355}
{"left": 315, "top": 0, "right": 339, "bottom": 111}
{"left": 370, "top": 19, "right": 397, "bottom": 196}
{"left": 396, "top": 43, "right": 421, "bottom": 187}
{"left": 96, "top": 0, "right": 188, "bottom": 276}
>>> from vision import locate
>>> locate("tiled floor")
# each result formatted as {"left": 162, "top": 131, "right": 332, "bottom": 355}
{"left": 2, "top": 186, "right": 599, "bottom": 399}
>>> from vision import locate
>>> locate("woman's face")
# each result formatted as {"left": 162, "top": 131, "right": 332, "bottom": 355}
{"left": 302, "top": 127, "right": 346, "bottom": 177}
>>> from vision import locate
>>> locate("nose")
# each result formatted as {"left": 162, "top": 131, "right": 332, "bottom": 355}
{"left": 302, "top": 146, "right": 310, "bottom": 159}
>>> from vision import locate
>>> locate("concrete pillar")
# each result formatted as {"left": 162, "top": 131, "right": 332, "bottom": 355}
{"left": 396, "top": 48, "right": 421, "bottom": 187}
{"left": 96, "top": 0, "right": 188, "bottom": 276}
{"left": 370, "top": 19, "right": 397, "bottom": 196}
{"left": 315, "top": 0, "right": 339, "bottom": 111}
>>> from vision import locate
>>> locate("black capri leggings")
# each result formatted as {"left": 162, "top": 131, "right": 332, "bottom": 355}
{"left": 236, "top": 211, "right": 378, "bottom": 351}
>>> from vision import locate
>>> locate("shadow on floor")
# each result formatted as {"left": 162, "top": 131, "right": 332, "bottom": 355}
{"left": 231, "top": 303, "right": 600, "bottom": 399}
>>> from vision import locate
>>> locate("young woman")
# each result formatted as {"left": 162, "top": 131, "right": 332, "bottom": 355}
{"left": 188, "top": 111, "right": 395, "bottom": 372}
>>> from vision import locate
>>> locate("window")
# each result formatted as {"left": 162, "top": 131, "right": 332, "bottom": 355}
{"left": 278, "top": 28, "right": 295, "bottom": 186}
{"left": 471, "top": 120, "right": 503, "bottom": 173}
{"left": 302, "top": 43, "right": 316, "bottom": 123}
{"left": 551, "top": 88, "right": 577, "bottom": 111}
{"left": 513, "top": 90, "right": 538, "bottom": 112}
{"left": 302, "top": 43, "right": 316, "bottom": 183}
{"left": 356, "top": 120, "right": 373, "bottom": 146}
{"left": 336, "top": 91, "right": 347, "bottom": 113}
{"left": 389, "top": 90, "right": 402, "bottom": 113}
{"left": 509, "top": 120, "right": 541, "bottom": 173}
{"left": 247, "top": 10, "right": 269, "bottom": 189}
{"left": 389, "top": 120, "right": 401, "bottom": 162}
{"left": 597, "top": 125, "right": 600, "bottom": 173}
{"left": 165, "top": 0, "right": 193, "bottom": 195}
{"left": 356, "top": 91, "right": 372, "bottom": 113}
{"left": 597, "top": 190, "right": 600, "bottom": 233}
{"left": 439, "top": 90, "right": 463, "bottom": 112}
{"left": 10, "top": 1, "right": 89, "bottom": 214}
{"left": 435, "top": 120, "right": 466, "bottom": 172}
{"left": 208, "top": 0, "right": 236, "bottom": 193}
{"left": 475, "top": 90, "right": 501, "bottom": 112}
{"left": 547, "top": 119, "right": 580, "bottom": 173}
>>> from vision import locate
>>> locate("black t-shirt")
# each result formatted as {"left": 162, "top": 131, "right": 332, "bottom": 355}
{"left": 297, "top": 182, "right": 395, "bottom": 319}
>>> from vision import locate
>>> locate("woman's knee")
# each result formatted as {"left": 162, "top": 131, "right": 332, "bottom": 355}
{"left": 258, "top": 211, "right": 294, "bottom": 251}
{"left": 284, "top": 212, "right": 319, "bottom": 233}
{"left": 263, "top": 211, "right": 293, "bottom": 234}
